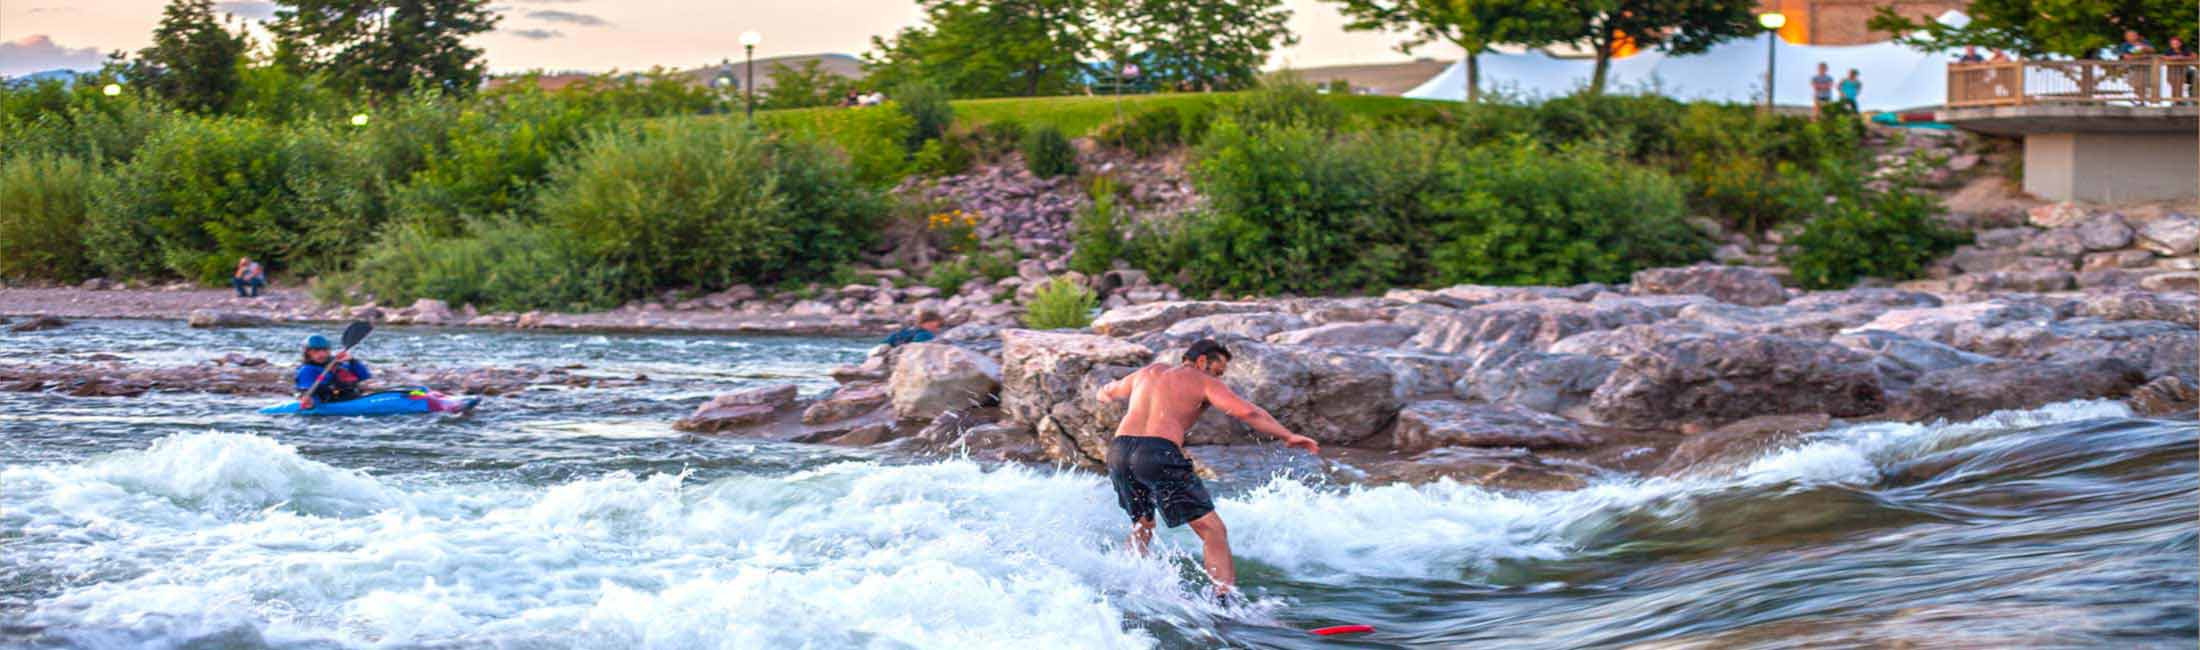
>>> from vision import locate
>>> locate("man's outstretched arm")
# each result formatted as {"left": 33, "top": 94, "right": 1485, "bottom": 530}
{"left": 1203, "top": 378, "right": 1320, "bottom": 454}
{"left": 1099, "top": 366, "right": 1146, "bottom": 402}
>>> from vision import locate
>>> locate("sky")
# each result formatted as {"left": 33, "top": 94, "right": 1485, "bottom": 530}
{"left": 0, "top": 0, "right": 1458, "bottom": 78}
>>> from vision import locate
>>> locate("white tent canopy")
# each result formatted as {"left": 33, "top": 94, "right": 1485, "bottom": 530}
{"left": 1404, "top": 12, "right": 1969, "bottom": 111}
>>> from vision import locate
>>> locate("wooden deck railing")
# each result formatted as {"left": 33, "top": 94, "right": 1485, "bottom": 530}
{"left": 1949, "top": 58, "right": 2200, "bottom": 107}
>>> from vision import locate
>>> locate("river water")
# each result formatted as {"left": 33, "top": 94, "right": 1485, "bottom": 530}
{"left": 3, "top": 320, "right": 2194, "bottom": 649}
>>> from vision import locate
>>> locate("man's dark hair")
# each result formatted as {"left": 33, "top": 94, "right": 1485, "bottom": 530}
{"left": 1183, "top": 339, "right": 1231, "bottom": 363}
{"left": 917, "top": 310, "right": 943, "bottom": 324}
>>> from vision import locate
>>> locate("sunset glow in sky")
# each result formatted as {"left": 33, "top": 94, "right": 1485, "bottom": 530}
{"left": 0, "top": 0, "right": 1454, "bottom": 77}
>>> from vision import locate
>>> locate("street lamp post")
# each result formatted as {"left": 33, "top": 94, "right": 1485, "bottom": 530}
{"left": 739, "top": 30, "right": 762, "bottom": 118}
{"left": 1758, "top": 13, "right": 1787, "bottom": 115}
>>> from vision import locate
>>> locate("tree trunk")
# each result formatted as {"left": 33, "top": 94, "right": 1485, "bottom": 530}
{"left": 1466, "top": 52, "right": 1480, "bottom": 102}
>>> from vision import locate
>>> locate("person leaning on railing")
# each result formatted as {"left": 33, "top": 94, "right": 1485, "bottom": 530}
{"left": 2167, "top": 37, "right": 2196, "bottom": 100}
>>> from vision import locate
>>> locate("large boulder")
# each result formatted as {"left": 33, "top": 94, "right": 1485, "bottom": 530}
{"left": 675, "top": 384, "right": 801, "bottom": 433}
{"left": 1090, "top": 301, "right": 1267, "bottom": 337}
{"left": 1831, "top": 330, "right": 1997, "bottom": 396}
{"left": 1672, "top": 303, "right": 1880, "bottom": 339}
{"left": 2071, "top": 291, "right": 2199, "bottom": 326}
{"left": 1629, "top": 265, "right": 1787, "bottom": 306}
{"left": 1150, "top": 342, "right": 1402, "bottom": 447}
{"left": 1845, "top": 300, "right": 2056, "bottom": 346}
{"left": 2016, "top": 229, "right": 2086, "bottom": 260}
{"left": 803, "top": 383, "right": 890, "bottom": 425}
{"left": 2071, "top": 214, "right": 2134, "bottom": 251}
{"left": 1391, "top": 401, "right": 1592, "bottom": 453}
{"left": 1893, "top": 358, "right": 2146, "bottom": 421}
{"left": 1265, "top": 322, "right": 1418, "bottom": 348}
{"left": 998, "top": 330, "right": 1153, "bottom": 465}
{"left": 2136, "top": 214, "right": 2199, "bottom": 257}
{"left": 1784, "top": 288, "right": 1943, "bottom": 312}
{"left": 2026, "top": 202, "right": 2087, "bottom": 228}
{"left": 1402, "top": 299, "right": 1663, "bottom": 369}
{"left": 1587, "top": 332, "right": 1886, "bottom": 429}
{"left": 186, "top": 309, "right": 272, "bottom": 329}
{"left": 407, "top": 299, "right": 454, "bottom": 325}
{"left": 1457, "top": 352, "right": 1616, "bottom": 420}
{"left": 887, "top": 343, "right": 1002, "bottom": 421}
{"left": 1162, "top": 311, "right": 1309, "bottom": 341}
{"left": 2127, "top": 375, "right": 2197, "bottom": 417}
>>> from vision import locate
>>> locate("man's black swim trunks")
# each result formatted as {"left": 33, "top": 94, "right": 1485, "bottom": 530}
{"left": 1107, "top": 436, "right": 1215, "bottom": 528}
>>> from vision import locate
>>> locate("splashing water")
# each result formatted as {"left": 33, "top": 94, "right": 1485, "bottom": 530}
{"left": 1, "top": 321, "right": 2193, "bottom": 649}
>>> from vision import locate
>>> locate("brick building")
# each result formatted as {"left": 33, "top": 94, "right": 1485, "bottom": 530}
{"left": 1756, "top": 0, "right": 1967, "bottom": 45}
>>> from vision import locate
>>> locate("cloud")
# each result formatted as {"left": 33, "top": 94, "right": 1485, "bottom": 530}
{"left": 215, "top": 1, "right": 280, "bottom": 20}
{"left": 25, "top": 7, "right": 79, "bottom": 14}
{"left": 0, "top": 35, "right": 107, "bottom": 77}
{"left": 507, "top": 28, "right": 566, "bottom": 40}
{"left": 525, "top": 9, "right": 609, "bottom": 27}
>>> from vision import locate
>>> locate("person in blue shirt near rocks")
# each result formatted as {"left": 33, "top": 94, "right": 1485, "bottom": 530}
{"left": 295, "top": 333, "right": 370, "bottom": 409}
{"left": 882, "top": 310, "right": 945, "bottom": 347}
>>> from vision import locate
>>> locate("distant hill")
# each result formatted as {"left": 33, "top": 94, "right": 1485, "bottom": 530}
{"left": 2, "top": 68, "right": 88, "bottom": 86}
{"left": 680, "top": 53, "right": 866, "bottom": 92}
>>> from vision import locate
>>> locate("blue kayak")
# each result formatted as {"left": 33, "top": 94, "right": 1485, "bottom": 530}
{"left": 259, "top": 389, "right": 473, "bottom": 416}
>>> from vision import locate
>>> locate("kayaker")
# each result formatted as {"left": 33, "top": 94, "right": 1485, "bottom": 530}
{"left": 1097, "top": 339, "right": 1320, "bottom": 600}
{"left": 882, "top": 311, "right": 945, "bottom": 347}
{"left": 295, "top": 333, "right": 370, "bottom": 409}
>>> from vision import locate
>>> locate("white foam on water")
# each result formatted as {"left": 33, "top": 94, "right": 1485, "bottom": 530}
{"left": 4, "top": 400, "right": 2135, "bottom": 647}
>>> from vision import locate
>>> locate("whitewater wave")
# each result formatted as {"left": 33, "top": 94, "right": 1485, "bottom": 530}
{"left": 0, "top": 400, "right": 2144, "bottom": 648}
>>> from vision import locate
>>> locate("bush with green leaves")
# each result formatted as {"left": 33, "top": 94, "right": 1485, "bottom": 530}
{"left": 760, "top": 103, "right": 915, "bottom": 187}
{"left": 1021, "top": 124, "right": 1079, "bottom": 178}
{"left": 1784, "top": 158, "right": 1968, "bottom": 289}
{"left": 1427, "top": 139, "right": 1707, "bottom": 286}
{"left": 1224, "top": 77, "right": 1344, "bottom": 133}
{"left": 923, "top": 257, "right": 977, "bottom": 293}
{"left": 893, "top": 79, "right": 954, "bottom": 151}
{"left": 329, "top": 218, "right": 617, "bottom": 312}
{"left": 911, "top": 132, "right": 974, "bottom": 177}
{"left": 1139, "top": 120, "right": 1446, "bottom": 295}
{"left": 0, "top": 154, "right": 101, "bottom": 282}
{"left": 536, "top": 117, "right": 883, "bottom": 298}
{"left": 1096, "top": 102, "right": 1213, "bottom": 156}
{"left": 970, "top": 120, "right": 1027, "bottom": 159}
{"left": 87, "top": 114, "right": 382, "bottom": 283}
{"left": 1022, "top": 276, "right": 1098, "bottom": 330}
{"left": 1, "top": 74, "right": 172, "bottom": 166}
{"left": 1068, "top": 176, "right": 1127, "bottom": 275}
{"left": 390, "top": 89, "right": 616, "bottom": 232}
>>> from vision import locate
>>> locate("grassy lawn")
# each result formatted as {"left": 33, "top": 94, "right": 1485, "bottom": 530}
{"left": 758, "top": 91, "right": 1450, "bottom": 138}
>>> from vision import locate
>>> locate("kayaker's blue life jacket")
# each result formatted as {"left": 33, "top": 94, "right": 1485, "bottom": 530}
{"left": 883, "top": 327, "right": 935, "bottom": 347}
{"left": 295, "top": 359, "right": 372, "bottom": 402}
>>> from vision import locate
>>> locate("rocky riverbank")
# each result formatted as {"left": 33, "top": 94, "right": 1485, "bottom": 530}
{"left": 673, "top": 263, "right": 2197, "bottom": 490}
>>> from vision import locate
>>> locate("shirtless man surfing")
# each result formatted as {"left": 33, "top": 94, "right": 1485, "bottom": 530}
{"left": 1098, "top": 339, "right": 1320, "bottom": 598}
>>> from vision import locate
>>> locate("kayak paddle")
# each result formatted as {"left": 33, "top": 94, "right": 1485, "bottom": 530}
{"left": 300, "top": 320, "right": 374, "bottom": 409}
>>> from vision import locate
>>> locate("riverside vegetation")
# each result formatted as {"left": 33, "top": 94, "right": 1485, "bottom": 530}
{"left": 5, "top": 65, "right": 1958, "bottom": 313}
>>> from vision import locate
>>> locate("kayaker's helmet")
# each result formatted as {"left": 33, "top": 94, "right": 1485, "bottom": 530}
{"left": 303, "top": 334, "right": 333, "bottom": 350}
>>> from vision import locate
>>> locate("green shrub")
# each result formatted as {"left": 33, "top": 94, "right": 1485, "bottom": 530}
{"left": 1096, "top": 102, "right": 1213, "bottom": 155}
{"left": 924, "top": 257, "right": 977, "bottom": 293}
{"left": 1143, "top": 120, "right": 1445, "bottom": 295}
{"left": 392, "top": 89, "right": 614, "bottom": 232}
{"left": 1022, "top": 124, "right": 1079, "bottom": 178}
{"left": 1784, "top": 157, "right": 1966, "bottom": 289}
{"left": 971, "top": 120, "right": 1027, "bottom": 158}
{"left": 1068, "top": 176, "right": 1127, "bottom": 274}
{"left": 894, "top": 79, "right": 954, "bottom": 151}
{"left": 1022, "top": 276, "right": 1097, "bottom": 329}
{"left": 1225, "top": 77, "right": 1344, "bottom": 133}
{"left": 332, "top": 218, "right": 617, "bottom": 312}
{"left": 536, "top": 117, "right": 882, "bottom": 298}
{"left": 761, "top": 104, "right": 915, "bottom": 187}
{"left": 88, "top": 115, "right": 382, "bottom": 283}
{"left": 0, "top": 154, "right": 100, "bottom": 282}
{"left": 0, "top": 75, "right": 172, "bottom": 165}
{"left": 911, "top": 133, "right": 974, "bottom": 177}
{"left": 1427, "top": 139, "right": 1707, "bottom": 286}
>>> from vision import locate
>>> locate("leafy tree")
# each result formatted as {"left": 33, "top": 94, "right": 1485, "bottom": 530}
{"left": 1327, "top": 0, "right": 1566, "bottom": 102}
{"left": 1554, "top": 0, "right": 1760, "bottom": 95}
{"left": 269, "top": 0, "right": 499, "bottom": 98}
{"left": 131, "top": 0, "right": 250, "bottom": 113}
{"left": 1867, "top": 0, "right": 2197, "bottom": 59}
{"left": 864, "top": 0, "right": 1088, "bottom": 98}
{"left": 1122, "top": 0, "right": 1297, "bottom": 91}
{"left": 761, "top": 59, "right": 856, "bottom": 109}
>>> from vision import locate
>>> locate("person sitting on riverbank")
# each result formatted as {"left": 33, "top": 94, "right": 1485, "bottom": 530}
{"left": 232, "top": 257, "right": 265, "bottom": 298}
{"left": 883, "top": 311, "right": 945, "bottom": 347}
{"left": 295, "top": 334, "right": 370, "bottom": 408}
